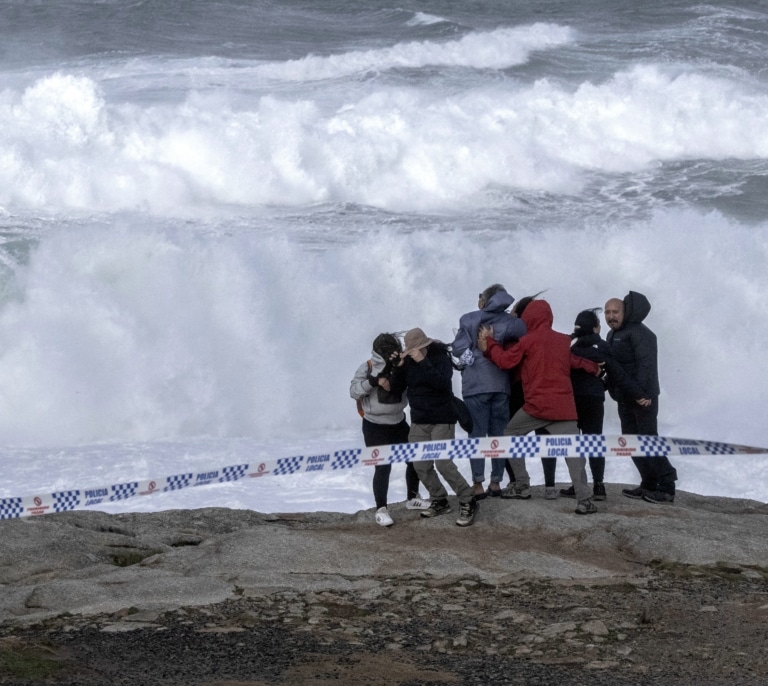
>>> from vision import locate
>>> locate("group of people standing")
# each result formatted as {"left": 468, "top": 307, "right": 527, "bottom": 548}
{"left": 349, "top": 287, "right": 677, "bottom": 528}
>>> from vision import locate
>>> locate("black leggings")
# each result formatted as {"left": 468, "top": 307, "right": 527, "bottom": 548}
{"left": 363, "top": 418, "right": 421, "bottom": 508}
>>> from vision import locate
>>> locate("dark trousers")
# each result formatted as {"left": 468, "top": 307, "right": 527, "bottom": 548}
{"left": 575, "top": 395, "right": 606, "bottom": 483}
{"left": 363, "top": 418, "right": 421, "bottom": 508}
{"left": 617, "top": 398, "right": 677, "bottom": 494}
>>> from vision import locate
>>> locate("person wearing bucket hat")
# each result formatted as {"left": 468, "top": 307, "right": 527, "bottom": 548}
{"left": 397, "top": 327, "right": 478, "bottom": 527}
{"left": 350, "top": 332, "right": 431, "bottom": 527}
{"left": 450, "top": 284, "right": 526, "bottom": 500}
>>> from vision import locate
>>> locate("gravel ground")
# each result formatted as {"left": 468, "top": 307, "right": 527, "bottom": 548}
{"left": 2, "top": 562, "right": 768, "bottom": 685}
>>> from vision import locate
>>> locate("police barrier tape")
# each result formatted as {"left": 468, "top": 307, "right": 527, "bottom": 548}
{"left": 2, "top": 435, "right": 766, "bottom": 519}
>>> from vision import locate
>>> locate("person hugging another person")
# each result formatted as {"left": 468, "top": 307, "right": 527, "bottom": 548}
{"left": 350, "top": 333, "right": 430, "bottom": 527}
{"left": 450, "top": 284, "right": 526, "bottom": 500}
{"left": 396, "top": 327, "right": 478, "bottom": 527}
{"left": 478, "top": 297, "right": 602, "bottom": 515}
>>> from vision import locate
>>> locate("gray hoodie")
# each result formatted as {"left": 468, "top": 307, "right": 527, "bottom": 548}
{"left": 349, "top": 351, "right": 408, "bottom": 425}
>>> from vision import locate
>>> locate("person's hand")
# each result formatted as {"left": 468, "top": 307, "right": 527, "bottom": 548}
{"left": 477, "top": 325, "right": 493, "bottom": 352}
{"left": 408, "top": 348, "right": 426, "bottom": 362}
{"left": 378, "top": 377, "right": 391, "bottom": 391}
{"left": 636, "top": 397, "right": 652, "bottom": 407}
{"left": 596, "top": 362, "right": 606, "bottom": 377}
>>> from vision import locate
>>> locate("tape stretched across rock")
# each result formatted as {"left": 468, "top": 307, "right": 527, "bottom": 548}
{"left": 1, "top": 435, "right": 766, "bottom": 520}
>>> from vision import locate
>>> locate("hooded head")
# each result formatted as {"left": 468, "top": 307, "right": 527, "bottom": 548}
{"left": 520, "top": 299, "right": 553, "bottom": 331}
{"left": 478, "top": 284, "right": 515, "bottom": 314}
{"left": 622, "top": 291, "right": 651, "bottom": 325}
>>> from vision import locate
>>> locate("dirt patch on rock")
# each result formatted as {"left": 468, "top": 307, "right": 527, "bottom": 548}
{"left": 3, "top": 562, "right": 768, "bottom": 685}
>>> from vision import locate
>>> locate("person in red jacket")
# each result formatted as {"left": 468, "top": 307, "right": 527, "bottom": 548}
{"left": 478, "top": 298, "right": 601, "bottom": 515}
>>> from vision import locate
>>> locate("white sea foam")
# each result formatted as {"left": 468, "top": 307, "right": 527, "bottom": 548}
{"left": 253, "top": 24, "right": 575, "bottom": 81}
{"left": 0, "top": 210, "right": 765, "bottom": 455}
{"left": 2, "top": 64, "right": 768, "bottom": 214}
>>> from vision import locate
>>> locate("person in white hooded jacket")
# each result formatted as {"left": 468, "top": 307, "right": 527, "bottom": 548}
{"left": 350, "top": 332, "right": 429, "bottom": 526}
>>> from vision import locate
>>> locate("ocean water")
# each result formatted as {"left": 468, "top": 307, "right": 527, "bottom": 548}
{"left": 0, "top": 0, "right": 767, "bottom": 512}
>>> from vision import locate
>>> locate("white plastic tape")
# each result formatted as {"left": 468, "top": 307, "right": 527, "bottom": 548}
{"left": 1, "top": 435, "right": 765, "bottom": 519}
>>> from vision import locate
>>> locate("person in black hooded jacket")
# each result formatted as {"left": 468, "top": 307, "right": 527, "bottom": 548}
{"left": 565, "top": 308, "right": 642, "bottom": 501}
{"left": 604, "top": 291, "right": 678, "bottom": 503}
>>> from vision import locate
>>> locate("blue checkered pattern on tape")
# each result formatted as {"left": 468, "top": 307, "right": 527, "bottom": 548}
{"left": 390, "top": 444, "right": 418, "bottom": 462}
{"left": 510, "top": 435, "right": 540, "bottom": 458}
{"left": 0, "top": 498, "right": 23, "bottom": 519}
{"left": 274, "top": 456, "right": 303, "bottom": 475}
{"left": 638, "top": 436, "right": 671, "bottom": 456}
{"left": 165, "top": 473, "right": 193, "bottom": 491}
{"left": 53, "top": 491, "right": 81, "bottom": 512}
{"left": 448, "top": 438, "right": 479, "bottom": 460}
{"left": 703, "top": 442, "right": 737, "bottom": 455}
{"left": 576, "top": 435, "right": 606, "bottom": 457}
{"left": 220, "top": 465, "right": 248, "bottom": 482}
{"left": 332, "top": 449, "right": 361, "bottom": 470}
{"left": 111, "top": 483, "right": 139, "bottom": 501}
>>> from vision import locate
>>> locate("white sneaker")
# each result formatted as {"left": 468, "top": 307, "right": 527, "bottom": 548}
{"left": 375, "top": 507, "right": 394, "bottom": 527}
{"left": 406, "top": 496, "right": 431, "bottom": 510}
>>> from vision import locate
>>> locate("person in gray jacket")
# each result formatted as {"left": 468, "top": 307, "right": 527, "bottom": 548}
{"left": 450, "top": 285, "right": 526, "bottom": 498}
{"left": 350, "top": 333, "right": 428, "bottom": 527}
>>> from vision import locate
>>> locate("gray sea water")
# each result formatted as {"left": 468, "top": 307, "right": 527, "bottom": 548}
{"left": 0, "top": 0, "right": 766, "bottom": 460}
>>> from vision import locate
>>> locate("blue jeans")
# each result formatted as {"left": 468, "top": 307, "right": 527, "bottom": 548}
{"left": 465, "top": 392, "right": 509, "bottom": 484}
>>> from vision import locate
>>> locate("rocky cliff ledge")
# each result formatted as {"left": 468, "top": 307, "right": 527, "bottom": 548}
{"left": 1, "top": 485, "right": 767, "bottom": 684}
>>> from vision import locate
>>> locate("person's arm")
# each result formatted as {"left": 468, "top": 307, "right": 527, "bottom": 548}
{"left": 480, "top": 325, "right": 524, "bottom": 370}
{"left": 349, "top": 361, "right": 374, "bottom": 400}
{"left": 570, "top": 354, "right": 600, "bottom": 376}
{"left": 631, "top": 327, "right": 659, "bottom": 397}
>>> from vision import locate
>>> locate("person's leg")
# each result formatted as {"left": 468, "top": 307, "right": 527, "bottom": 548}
{"left": 388, "top": 418, "right": 424, "bottom": 503}
{"left": 409, "top": 424, "right": 449, "bottom": 502}
{"left": 634, "top": 398, "right": 677, "bottom": 496}
{"left": 576, "top": 395, "right": 606, "bottom": 487}
{"left": 541, "top": 458, "right": 557, "bottom": 487}
{"left": 429, "top": 424, "right": 472, "bottom": 503}
{"left": 465, "top": 394, "right": 491, "bottom": 496}
{"left": 488, "top": 392, "right": 511, "bottom": 487}
{"left": 617, "top": 401, "right": 657, "bottom": 491}
{"left": 404, "top": 462, "right": 423, "bottom": 501}
{"left": 372, "top": 464, "right": 392, "bottom": 509}
{"left": 503, "top": 410, "right": 550, "bottom": 494}
{"left": 363, "top": 419, "right": 394, "bottom": 511}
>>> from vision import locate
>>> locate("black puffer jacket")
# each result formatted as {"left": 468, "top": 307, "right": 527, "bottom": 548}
{"left": 571, "top": 332, "right": 641, "bottom": 400}
{"left": 396, "top": 343, "right": 457, "bottom": 425}
{"left": 605, "top": 291, "right": 660, "bottom": 402}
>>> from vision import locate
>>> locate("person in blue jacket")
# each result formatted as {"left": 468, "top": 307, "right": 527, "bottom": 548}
{"left": 450, "top": 284, "right": 526, "bottom": 498}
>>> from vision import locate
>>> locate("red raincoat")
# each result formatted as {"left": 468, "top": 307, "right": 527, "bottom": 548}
{"left": 484, "top": 299, "right": 599, "bottom": 421}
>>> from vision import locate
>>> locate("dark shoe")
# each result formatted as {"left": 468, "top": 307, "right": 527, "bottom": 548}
{"left": 472, "top": 483, "right": 488, "bottom": 501}
{"left": 501, "top": 482, "right": 531, "bottom": 500}
{"left": 593, "top": 482, "right": 607, "bottom": 501}
{"left": 486, "top": 483, "right": 502, "bottom": 497}
{"left": 559, "top": 485, "right": 576, "bottom": 498}
{"left": 622, "top": 486, "right": 645, "bottom": 500}
{"left": 421, "top": 498, "right": 451, "bottom": 518}
{"left": 456, "top": 498, "right": 479, "bottom": 527}
{"left": 642, "top": 490, "right": 675, "bottom": 504}
{"left": 575, "top": 499, "right": 598, "bottom": 515}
